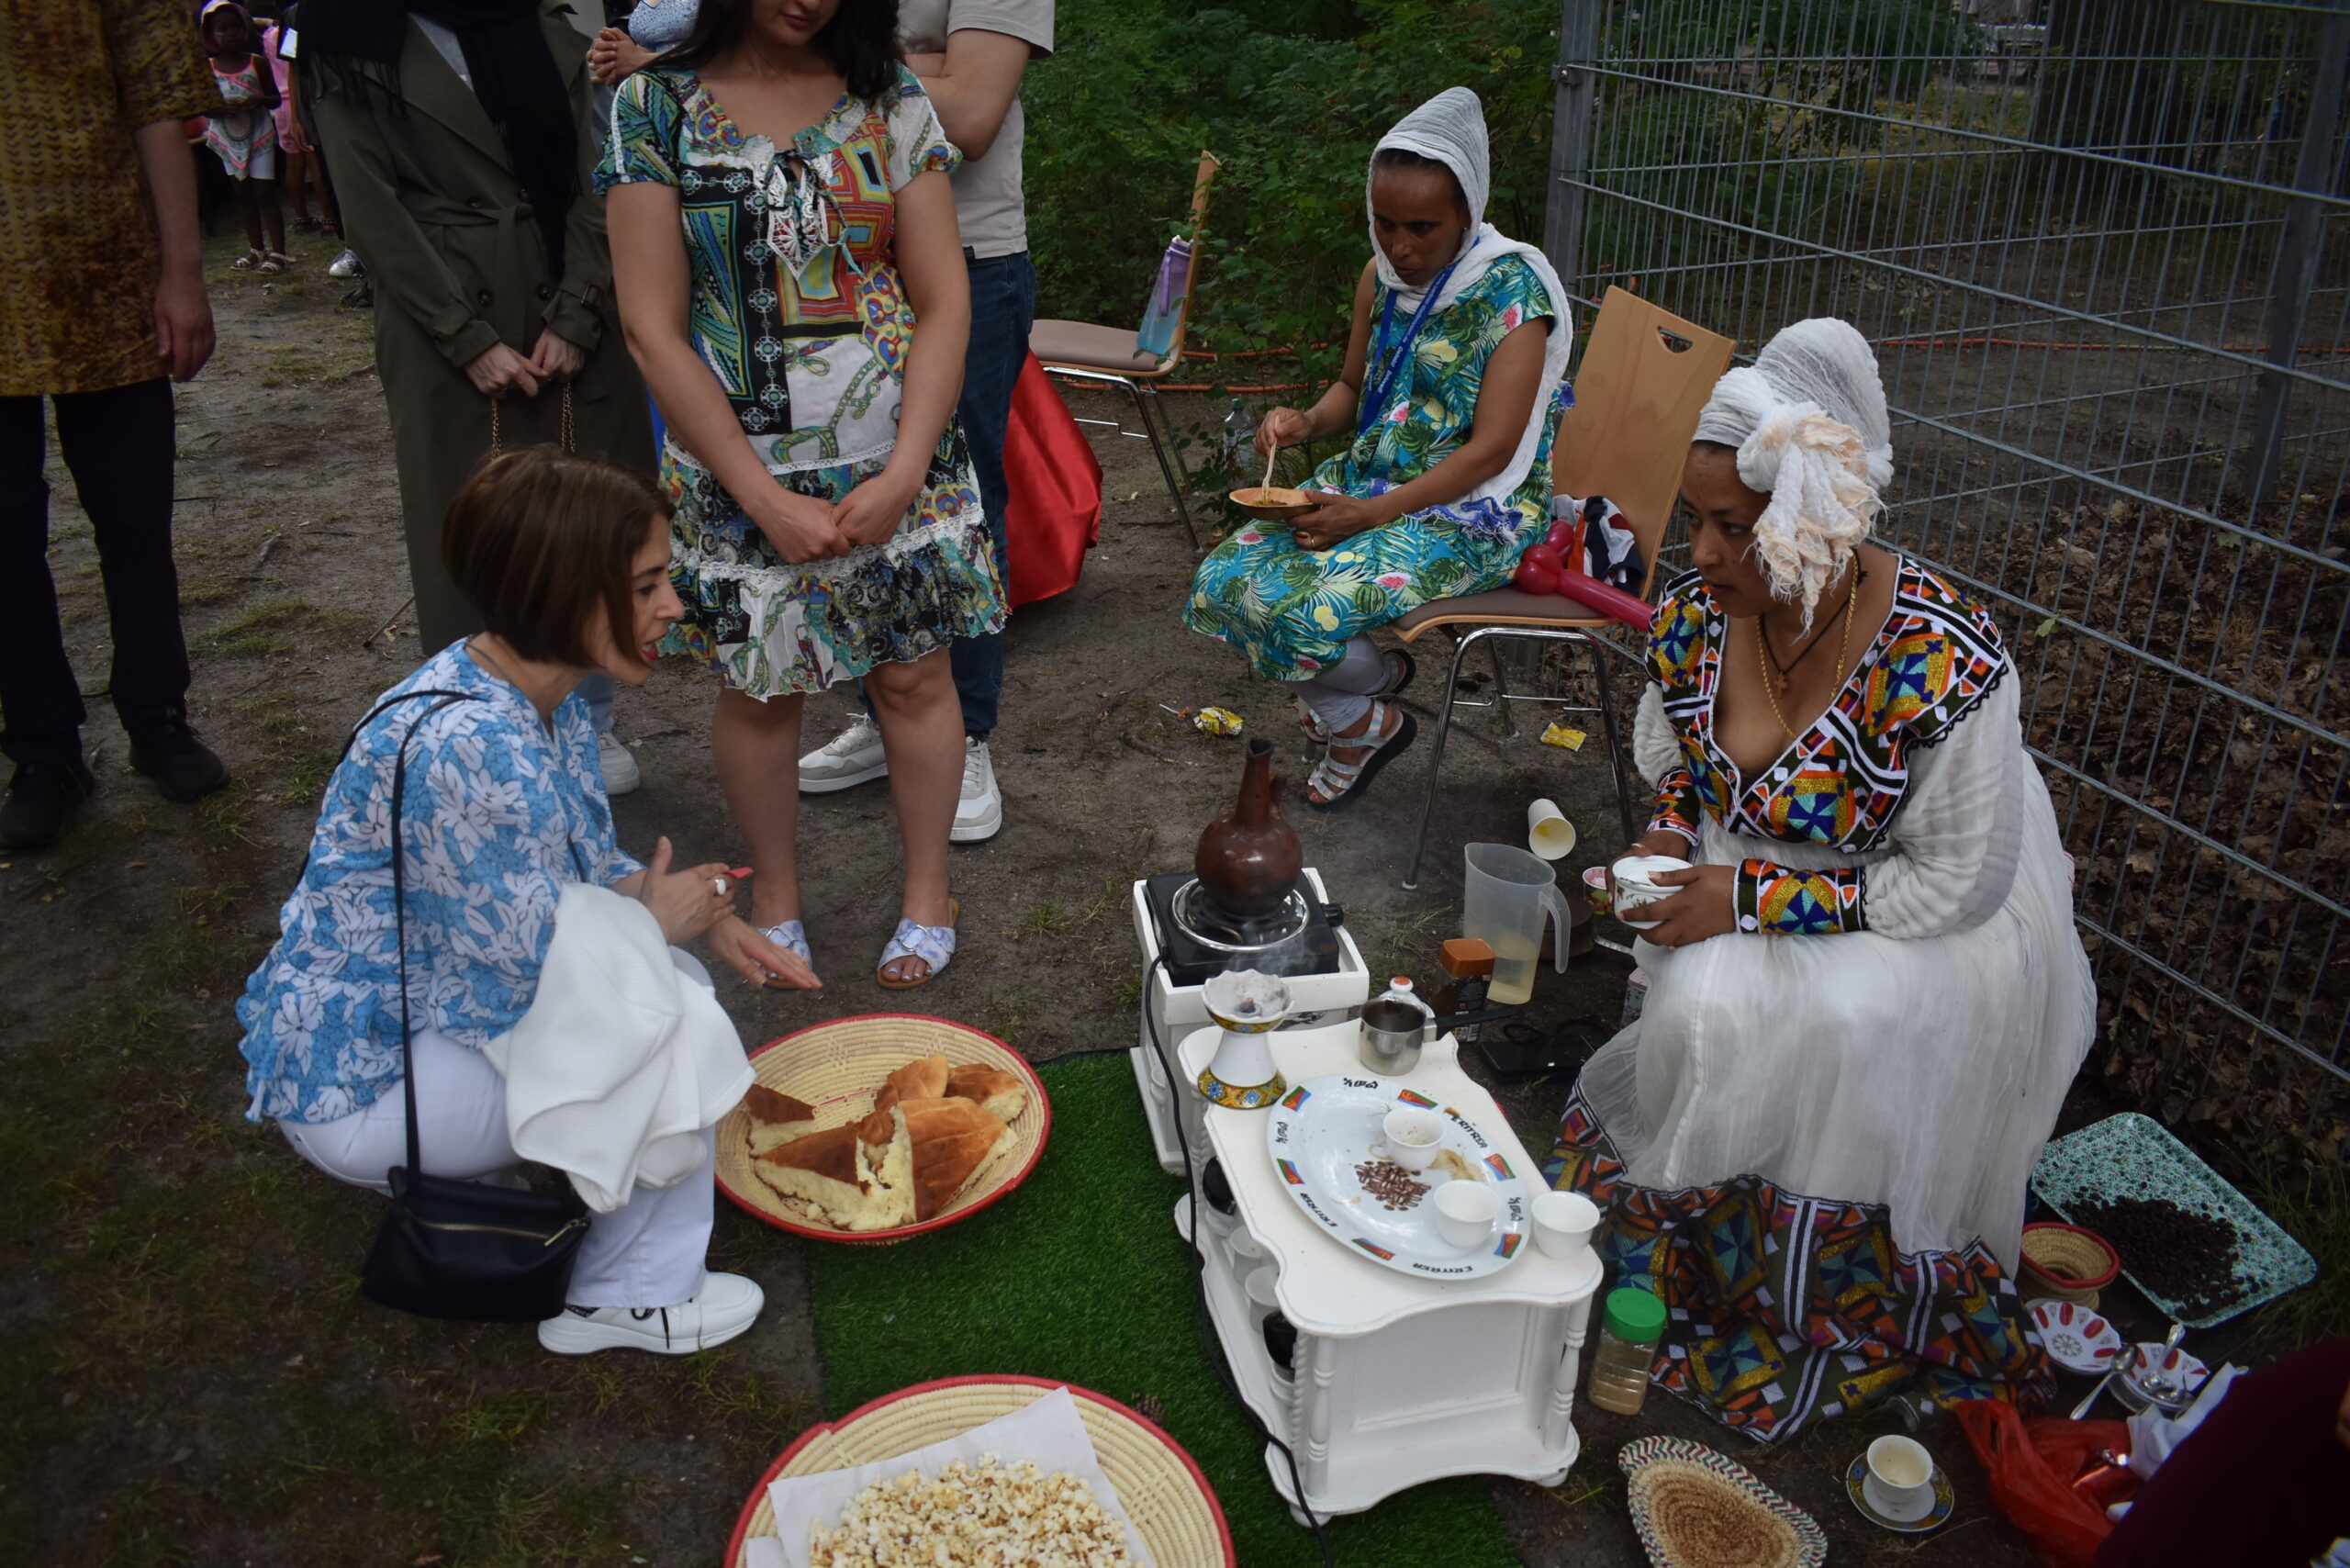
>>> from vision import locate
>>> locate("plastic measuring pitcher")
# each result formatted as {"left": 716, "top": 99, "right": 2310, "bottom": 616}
{"left": 1460, "top": 843, "right": 1573, "bottom": 1006}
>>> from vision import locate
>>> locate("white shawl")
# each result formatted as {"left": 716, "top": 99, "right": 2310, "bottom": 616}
{"left": 1367, "top": 87, "right": 1572, "bottom": 509}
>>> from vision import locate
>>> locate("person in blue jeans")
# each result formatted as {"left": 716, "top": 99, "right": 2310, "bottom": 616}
{"left": 799, "top": 0, "right": 1054, "bottom": 846}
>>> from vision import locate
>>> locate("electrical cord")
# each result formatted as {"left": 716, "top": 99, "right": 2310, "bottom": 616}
{"left": 1141, "top": 953, "right": 1338, "bottom": 1568}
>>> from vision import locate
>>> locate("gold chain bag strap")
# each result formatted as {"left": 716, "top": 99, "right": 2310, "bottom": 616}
{"left": 487, "top": 382, "right": 576, "bottom": 456}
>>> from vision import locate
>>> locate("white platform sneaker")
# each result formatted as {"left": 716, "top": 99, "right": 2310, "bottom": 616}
{"left": 952, "top": 736, "right": 1003, "bottom": 844}
{"left": 537, "top": 1271, "right": 764, "bottom": 1356}
{"left": 799, "top": 712, "right": 889, "bottom": 792}
{"left": 598, "top": 730, "right": 642, "bottom": 795}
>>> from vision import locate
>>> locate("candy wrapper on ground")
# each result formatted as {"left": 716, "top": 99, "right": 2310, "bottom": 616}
{"left": 1192, "top": 707, "right": 1244, "bottom": 736}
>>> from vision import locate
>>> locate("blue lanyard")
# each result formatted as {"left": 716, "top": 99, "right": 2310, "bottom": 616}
{"left": 1358, "top": 258, "right": 1460, "bottom": 442}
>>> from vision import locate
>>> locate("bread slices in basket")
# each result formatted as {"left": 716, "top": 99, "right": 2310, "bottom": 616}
{"left": 747, "top": 1054, "right": 1027, "bottom": 1232}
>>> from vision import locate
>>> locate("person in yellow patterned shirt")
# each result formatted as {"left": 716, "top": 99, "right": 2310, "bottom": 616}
{"left": 0, "top": 0, "right": 230, "bottom": 849}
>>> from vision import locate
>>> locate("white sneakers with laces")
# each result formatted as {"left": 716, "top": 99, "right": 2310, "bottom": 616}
{"left": 952, "top": 736, "right": 1002, "bottom": 844}
{"left": 537, "top": 1271, "right": 764, "bottom": 1356}
{"left": 798, "top": 712, "right": 889, "bottom": 792}
{"left": 597, "top": 730, "right": 641, "bottom": 795}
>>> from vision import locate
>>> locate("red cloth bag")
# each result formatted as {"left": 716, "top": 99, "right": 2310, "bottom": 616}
{"left": 999, "top": 352, "right": 1102, "bottom": 608}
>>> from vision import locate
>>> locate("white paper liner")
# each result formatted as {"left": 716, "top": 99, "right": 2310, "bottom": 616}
{"left": 752, "top": 1386, "right": 1157, "bottom": 1568}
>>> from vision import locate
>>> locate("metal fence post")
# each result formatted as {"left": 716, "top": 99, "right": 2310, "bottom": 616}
{"left": 1544, "top": 0, "right": 1605, "bottom": 296}
{"left": 2247, "top": 0, "right": 2350, "bottom": 504}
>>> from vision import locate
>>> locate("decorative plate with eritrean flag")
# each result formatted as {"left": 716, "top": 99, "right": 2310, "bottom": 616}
{"left": 1262, "top": 1072, "right": 1530, "bottom": 1281}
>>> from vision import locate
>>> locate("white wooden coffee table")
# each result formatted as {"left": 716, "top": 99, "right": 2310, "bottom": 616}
{"left": 1171, "top": 1019, "right": 1603, "bottom": 1522}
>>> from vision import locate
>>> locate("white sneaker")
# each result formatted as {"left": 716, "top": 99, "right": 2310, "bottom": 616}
{"left": 597, "top": 730, "right": 642, "bottom": 795}
{"left": 799, "top": 712, "right": 889, "bottom": 792}
{"left": 327, "top": 247, "right": 363, "bottom": 279}
{"left": 537, "top": 1271, "right": 764, "bottom": 1356}
{"left": 952, "top": 736, "right": 1002, "bottom": 844}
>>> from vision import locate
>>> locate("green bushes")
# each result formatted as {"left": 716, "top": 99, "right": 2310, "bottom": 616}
{"left": 1022, "top": 0, "right": 1563, "bottom": 380}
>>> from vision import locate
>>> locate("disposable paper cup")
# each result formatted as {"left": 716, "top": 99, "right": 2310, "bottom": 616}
{"left": 1382, "top": 1107, "right": 1445, "bottom": 1170}
{"left": 1581, "top": 864, "right": 1612, "bottom": 914}
{"left": 1527, "top": 799, "right": 1576, "bottom": 860}
{"left": 1612, "top": 853, "right": 1693, "bottom": 930}
{"left": 1530, "top": 1190, "right": 1601, "bottom": 1261}
{"left": 1433, "top": 1181, "right": 1500, "bottom": 1249}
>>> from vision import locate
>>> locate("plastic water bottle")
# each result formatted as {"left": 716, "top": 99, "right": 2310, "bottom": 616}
{"left": 1222, "top": 398, "right": 1254, "bottom": 480}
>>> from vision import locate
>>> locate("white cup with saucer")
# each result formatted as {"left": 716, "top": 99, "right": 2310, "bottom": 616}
{"left": 1863, "top": 1435, "right": 1938, "bottom": 1524}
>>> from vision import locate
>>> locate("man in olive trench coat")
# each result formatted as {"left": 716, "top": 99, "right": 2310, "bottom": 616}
{"left": 308, "top": 1, "right": 653, "bottom": 653}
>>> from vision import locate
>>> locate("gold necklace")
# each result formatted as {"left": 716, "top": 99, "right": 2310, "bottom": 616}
{"left": 1758, "top": 577, "right": 1857, "bottom": 741}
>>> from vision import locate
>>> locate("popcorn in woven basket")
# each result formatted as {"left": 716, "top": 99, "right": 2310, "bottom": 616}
{"left": 809, "top": 1455, "right": 1136, "bottom": 1568}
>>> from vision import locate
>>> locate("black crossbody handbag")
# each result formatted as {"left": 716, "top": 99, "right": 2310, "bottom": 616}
{"left": 337, "top": 690, "right": 591, "bottom": 1322}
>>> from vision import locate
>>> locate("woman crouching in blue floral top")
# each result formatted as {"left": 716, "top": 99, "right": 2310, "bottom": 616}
{"left": 238, "top": 449, "right": 815, "bottom": 1357}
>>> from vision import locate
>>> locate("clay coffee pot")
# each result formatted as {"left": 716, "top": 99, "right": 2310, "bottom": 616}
{"left": 1193, "top": 738, "right": 1304, "bottom": 923}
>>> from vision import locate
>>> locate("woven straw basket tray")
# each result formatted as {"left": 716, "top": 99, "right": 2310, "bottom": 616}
{"left": 713, "top": 1014, "right": 1051, "bottom": 1246}
{"left": 727, "top": 1375, "right": 1236, "bottom": 1568}
{"left": 1617, "top": 1435, "right": 1826, "bottom": 1568}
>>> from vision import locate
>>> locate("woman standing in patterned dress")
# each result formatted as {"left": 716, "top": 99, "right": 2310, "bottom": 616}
{"left": 1183, "top": 87, "right": 1571, "bottom": 808}
{"left": 601, "top": 0, "right": 1002, "bottom": 988}
{"left": 1546, "top": 319, "right": 2097, "bottom": 1442}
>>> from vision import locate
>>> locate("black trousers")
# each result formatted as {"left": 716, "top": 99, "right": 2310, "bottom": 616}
{"left": 0, "top": 378, "right": 192, "bottom": 767}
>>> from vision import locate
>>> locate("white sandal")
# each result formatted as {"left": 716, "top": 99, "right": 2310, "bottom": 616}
{"left": 758, "top": 919, "right": 816, "bottom": 991}
{"left": 876, "top": 898, "right": 958, "bottom": 990}
{"left": 1305, "top": 701, "right": 1418, "bottom": 812}
{"left": 1297, "top": 647, "right": 1417, "bottom": 745}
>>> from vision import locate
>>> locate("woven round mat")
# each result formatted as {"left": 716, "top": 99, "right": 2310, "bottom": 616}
{"left": 728, "top": 1376, "right": 1234, "bottom": 1568}
{"left": 712, "top": 1014, "right": 1050, "bottom": 1245}
{"left": 1618, "top": 1436, "right": 1825, "bottom": 1568}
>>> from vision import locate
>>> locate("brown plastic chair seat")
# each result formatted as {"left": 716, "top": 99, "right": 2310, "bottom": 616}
{"left": 1390, "top": 588, "right": 1617, "bottom": 641}
{"left": 1031, "top": 318, "right": 1169, "bottom": 375}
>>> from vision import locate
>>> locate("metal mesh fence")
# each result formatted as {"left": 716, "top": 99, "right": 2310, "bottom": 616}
{"left": 1545, "top": 0, "right": 2350, "bottom": 1163}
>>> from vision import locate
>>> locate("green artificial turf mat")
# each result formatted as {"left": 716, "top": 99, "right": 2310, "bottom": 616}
{"left": 804, "top": 1053, "right": 1522, "bottom": 1567}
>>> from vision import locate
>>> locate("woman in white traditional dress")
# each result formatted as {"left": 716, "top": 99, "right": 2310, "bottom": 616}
{"left": 1544, "top": 319, "right": 2097, "bottom": 1442}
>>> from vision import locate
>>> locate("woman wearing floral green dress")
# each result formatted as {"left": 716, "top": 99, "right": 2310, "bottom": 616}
{"left": 1184, "top": 88, "right": 1571, "bottom": 807}
{"left": 600, "top": 0, "right": 1003, "bottom": 988}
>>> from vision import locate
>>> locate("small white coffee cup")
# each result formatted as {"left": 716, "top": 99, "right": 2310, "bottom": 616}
{"left": 1432, "top": 1181, "right": 1501, "bottom": 1249}
{"left": 1611, "top": 853, "right": 1694, "bottom": 930}
{"left": 1863, "top": 1435, "right": 1937, "bottom": 1523}
{"left": 1382, "top": 1107, "right": 1445, "bottom": 1170}
{"left": 1527, "top": 799, "right": 1576, "bottom": 860}
{"left": 1530, "top": 1190, "right": 1601, "bottom": 1261}
{"left": 1244, "top": 1265, "right": 1281, "bottom": 1312}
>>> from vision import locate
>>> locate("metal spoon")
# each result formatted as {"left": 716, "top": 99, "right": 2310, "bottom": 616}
{"left": 2077, "top": 1319, "right": 2188, "bottom": 1419}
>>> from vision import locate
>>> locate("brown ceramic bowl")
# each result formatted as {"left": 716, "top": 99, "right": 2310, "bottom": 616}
{"left": 1228, "top": 486, "right": 1319, "bottom": 521}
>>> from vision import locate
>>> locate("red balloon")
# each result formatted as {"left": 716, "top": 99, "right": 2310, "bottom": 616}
{"left": 1523, "top": 544, "right": 1564, "bottom": 576}
{"left": 1515, "top": 558, "right": 1561, "bottom": 596}
{"left": 1545, "top": 521, "right": 1577, "bottom": 554}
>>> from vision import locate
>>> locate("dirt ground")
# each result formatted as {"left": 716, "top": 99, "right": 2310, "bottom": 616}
{"left": 4, "top": 228, "right": 2278, "bottom": 1567}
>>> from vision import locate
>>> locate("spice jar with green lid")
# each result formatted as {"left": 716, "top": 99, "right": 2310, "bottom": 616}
{"left": 1586, "top": 1286, "right": 1667, "bottom": 1416}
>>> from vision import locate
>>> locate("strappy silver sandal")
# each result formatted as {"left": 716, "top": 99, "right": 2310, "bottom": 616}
{"left": 1297, "top": 646, "right": 1417, "bottom": 745}
{"left": 1304, "top": 700, "right": 1418, "bottom": 812}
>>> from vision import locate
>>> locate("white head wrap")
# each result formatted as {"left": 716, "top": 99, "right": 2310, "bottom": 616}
{"left": 1365, "top": 89, "right": 1573, "bottom": 516}
{"left": 1691, "top": 318, "right": 1892, "bottom": 628}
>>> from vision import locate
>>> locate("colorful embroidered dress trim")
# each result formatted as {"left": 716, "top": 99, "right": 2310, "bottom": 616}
{"left": 1644, "top": 558, "right": 2008, "bottom": 934}
{"left": 1542, "top": 1081, "right": 2052, "bottom": 1444}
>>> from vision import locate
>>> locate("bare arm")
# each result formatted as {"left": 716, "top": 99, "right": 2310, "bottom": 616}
{"left": 834, "top": 167, "right": 968, "bottom": 547}
{"left": 607, "top": 179, "right": 849, "bottom": 562}
{"left": 901, "top": 30, "right": 1034, "bottom": 162}
{"left": 133, "top": 118, "right": 215, "bottom": 381}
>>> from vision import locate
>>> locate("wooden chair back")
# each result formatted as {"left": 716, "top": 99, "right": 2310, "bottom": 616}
{"left": 1551, "top": 286, "right": 1737, "bottom": 599}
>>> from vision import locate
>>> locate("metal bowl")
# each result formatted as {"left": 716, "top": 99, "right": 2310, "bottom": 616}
{"left": 2114, "top": 1340, "right": 2209, "bottom": 1416}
